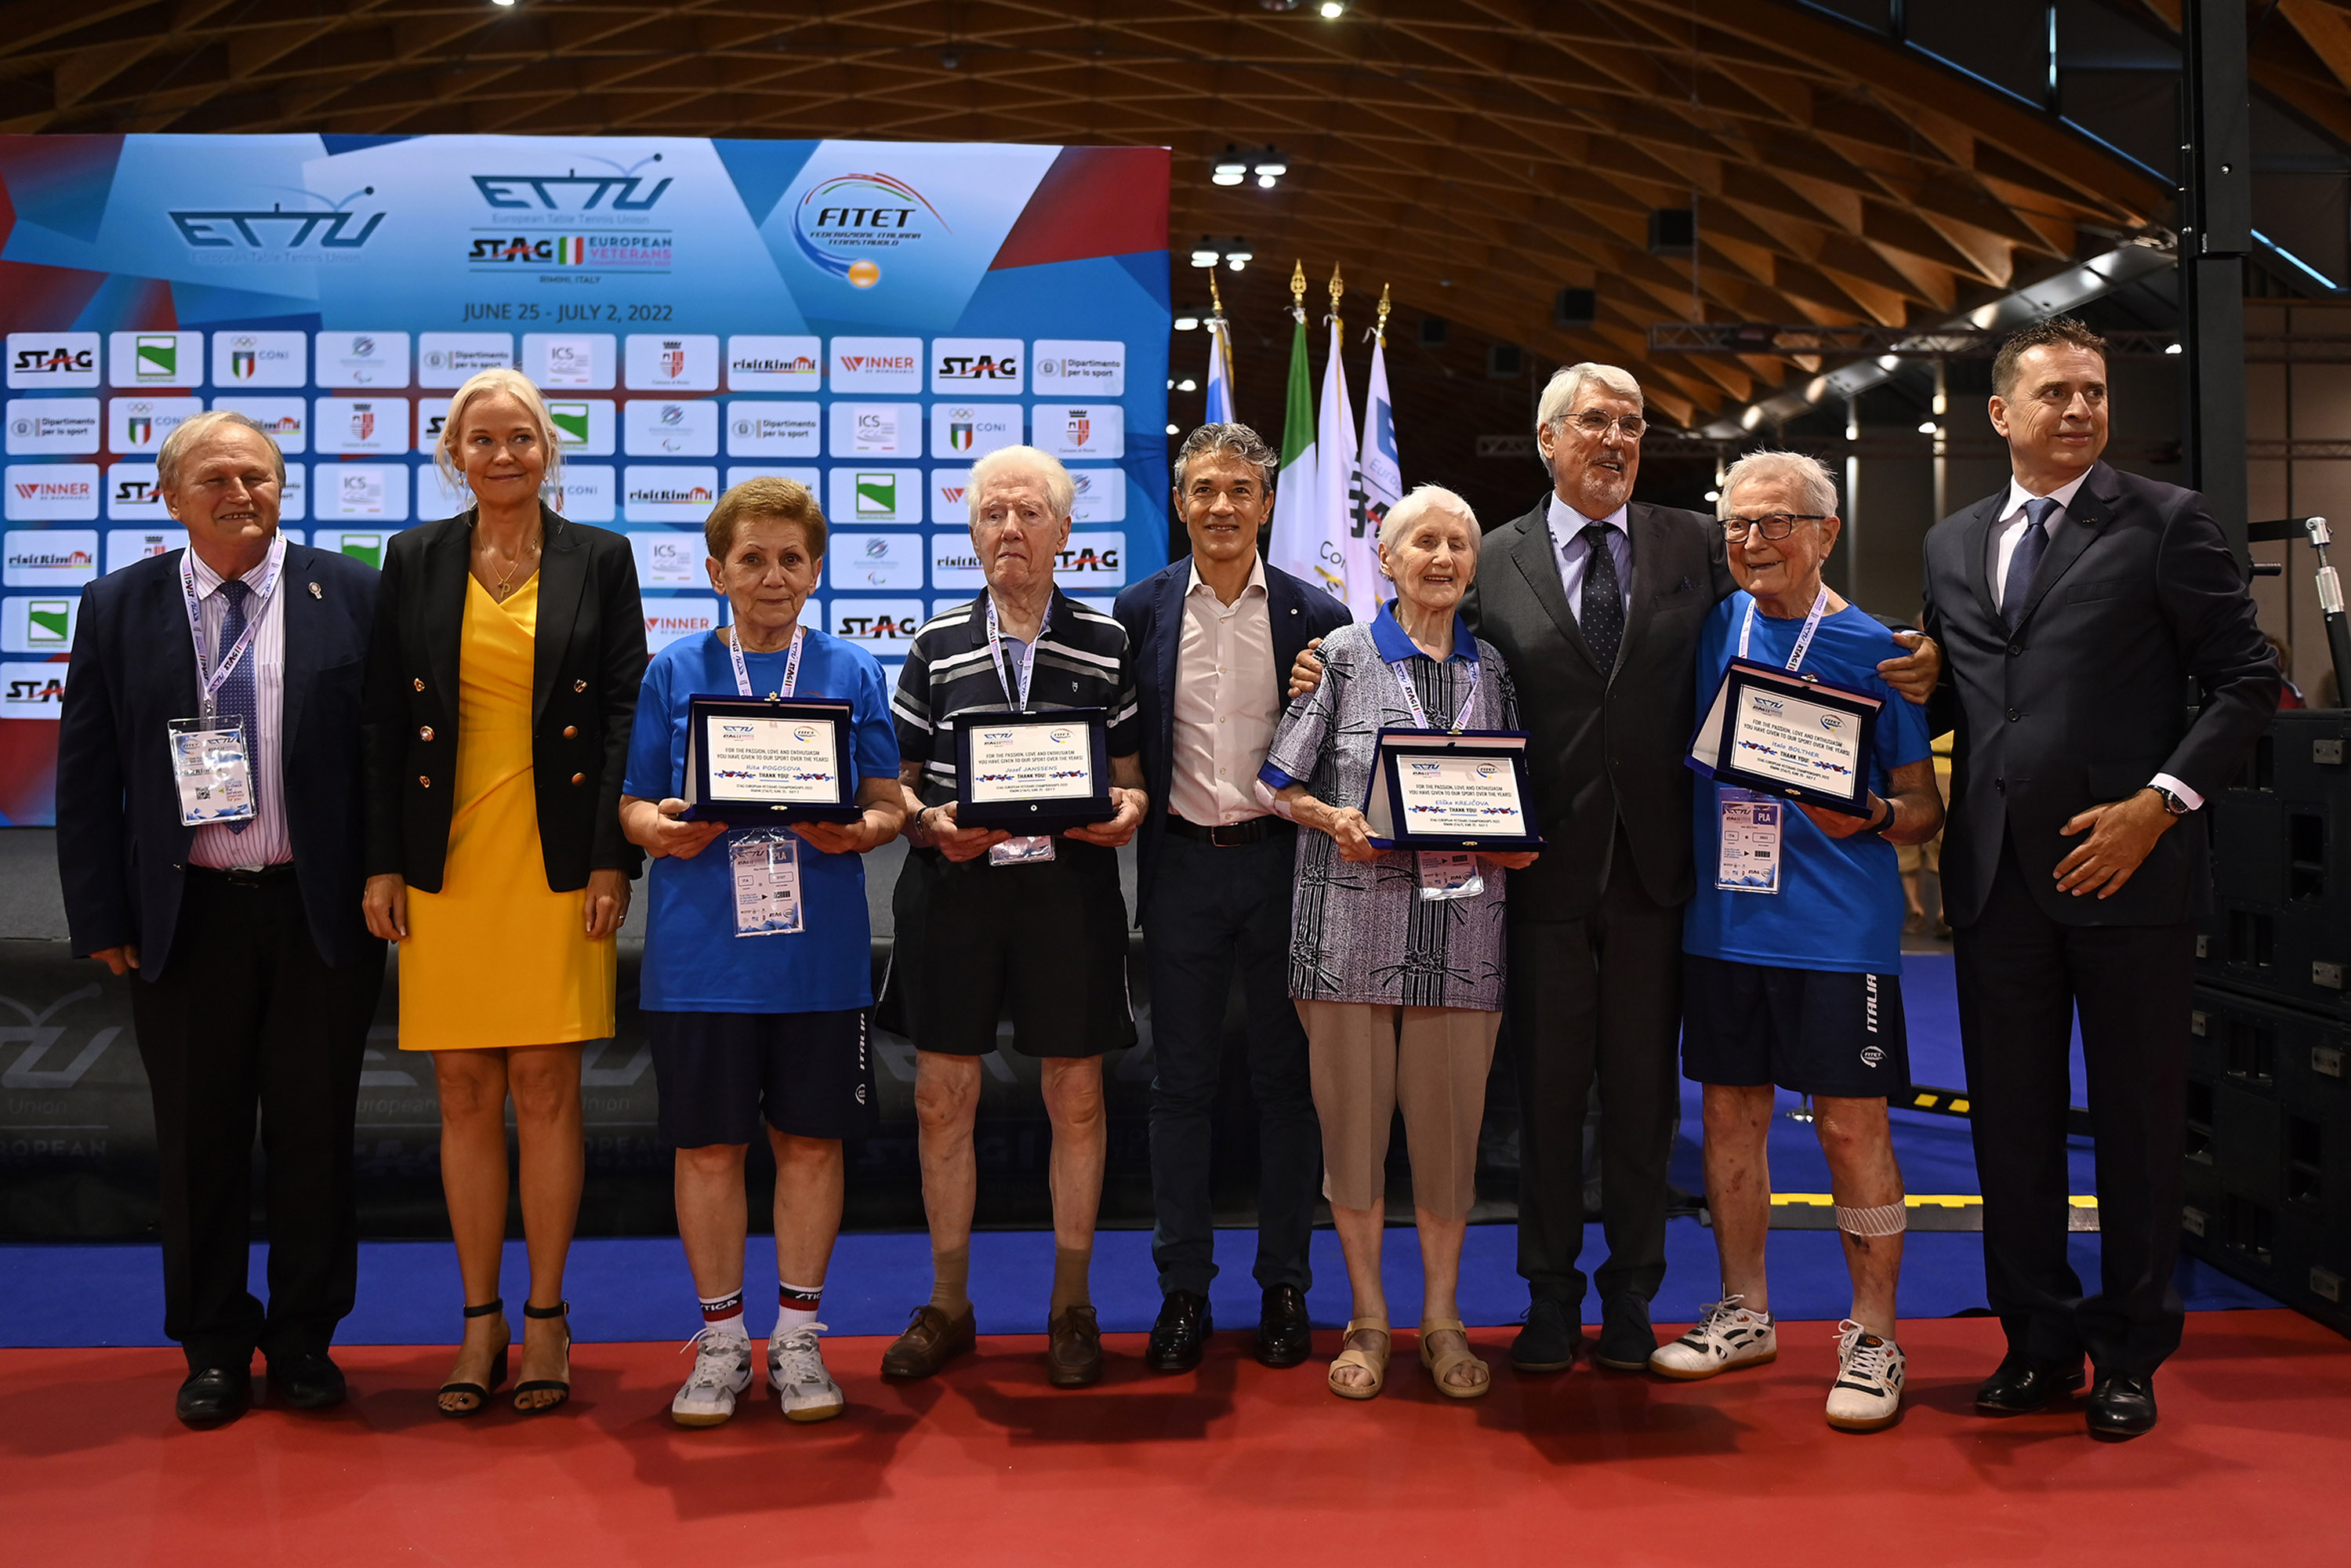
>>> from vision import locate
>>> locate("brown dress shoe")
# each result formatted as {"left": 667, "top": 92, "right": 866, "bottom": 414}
{"left": 1046, "top": 1305, "right": 1104, "bottom": 1388}
{"left": 880, "top": 1304, "right": 976, "bottom": 1380}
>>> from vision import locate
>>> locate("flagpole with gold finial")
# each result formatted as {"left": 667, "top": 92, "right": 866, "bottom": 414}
{"left": 1290, "top": 259, "right": 1308, "bottom": 323}
{"left": 1374, "top": 281, "right": 1391, "bottom": 347}
{"left": 1207, "top": 268, "right": 1237, "bottom": 390}
{"left": 1327, "top": 262, "right": 1344, "bottom": 331}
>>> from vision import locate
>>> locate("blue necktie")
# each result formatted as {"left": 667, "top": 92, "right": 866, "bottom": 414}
{"left": 214, "top": 579, "right": 257, "bottom": 833}
{"left": 2001, "top": 497, "right": 2059, "bottom": 629}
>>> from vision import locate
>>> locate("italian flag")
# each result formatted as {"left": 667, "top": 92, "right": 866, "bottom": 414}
{"left": 1265, "top": 305, "right": 1326, "bottom": 598}
{"left": 561, "top": 236, "right": 586, "bottom": 264}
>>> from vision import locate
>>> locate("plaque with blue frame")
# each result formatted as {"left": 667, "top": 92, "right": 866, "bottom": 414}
{"left": 681, "top": 695, "right": 862, "bottom": 823}
{"left": 1361, "top": 728, "right": 1544, "bottom": 851}
{"left": 1688, "top": 657, "right": 1881, "bottom": 818}
{"left": 954, "top": 706, "right": 1116, "bottom": 832}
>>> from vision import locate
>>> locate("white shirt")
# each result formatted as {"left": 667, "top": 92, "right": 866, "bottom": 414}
{"left": 1169, "top": 555, "right": 1279, "bottom": 826}
{"left": 1991, "top": 471, "right": 2202, "bottom": 811}
{"left": 185, "top": 538, "right": 292, "bottom": 869}
{"left": 1545, "top": 493, "right": 1633, "bottom": 623}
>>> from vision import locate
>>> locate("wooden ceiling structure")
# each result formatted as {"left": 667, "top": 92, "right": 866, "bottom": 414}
{"left": 2, "top": 0, "right": 2346, "bottom": 434}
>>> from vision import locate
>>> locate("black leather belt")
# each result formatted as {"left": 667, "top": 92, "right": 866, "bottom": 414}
{"left": 1164, "top": 813, "right": 1290, "bottom": 848}
{"left": 188, "top": 864, "right": 296, "bottom": 887}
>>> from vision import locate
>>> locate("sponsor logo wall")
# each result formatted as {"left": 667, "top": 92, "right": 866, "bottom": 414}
{"left": 0, "top": 133, "right": 1169, "bottom": 822}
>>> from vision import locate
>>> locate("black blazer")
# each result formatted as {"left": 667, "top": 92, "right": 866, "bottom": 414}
{"left": 1921, "top": 460, "right": 2278, "bottom": 928}
{"left": 56, "top": 543, "right": 381, "bottom": 979}
{"left": 361, "top": 505, "right": 647, "bottom": 894}
{"left": 1115, "top": 554, "right": 1351, "bottom": 919}
{"left": 1460, "top": 496, "right": 1736, "bottom": 922}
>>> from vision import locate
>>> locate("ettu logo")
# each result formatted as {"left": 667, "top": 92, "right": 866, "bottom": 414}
{"left": 171, "top": 188, "right": 385, "bottom": 249}
{"left": 1748, "top": 695, "right": 1785, "bottom": 714}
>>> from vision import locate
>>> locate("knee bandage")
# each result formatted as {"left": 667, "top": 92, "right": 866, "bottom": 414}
{"left": 1834, "top": 1201, "right": 1907, "bottom": 1237}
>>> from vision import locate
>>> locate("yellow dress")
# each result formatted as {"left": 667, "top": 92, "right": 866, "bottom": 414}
{"left": 400, "top": 574, "right": 617, "bottom": 1050}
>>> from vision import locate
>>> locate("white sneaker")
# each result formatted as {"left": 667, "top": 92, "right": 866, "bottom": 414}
{"left": 1648, "top": 1295, "right": 1779, "bottom": 1381}
{"left": 1826, "top": 1320, "right": 1905, "bottom": 1432}
{"left": 769, "top": 1323, "right": 846, "bottom": 1424}
{"left": 670, "top": 1327, "right": 753, "bottom": 1427}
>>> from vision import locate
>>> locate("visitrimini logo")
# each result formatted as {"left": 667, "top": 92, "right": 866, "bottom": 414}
{"left": 792, "top": 173, "right": 949, "bottom": 289}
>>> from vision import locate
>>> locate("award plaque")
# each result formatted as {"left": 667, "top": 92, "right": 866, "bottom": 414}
{"left": 682, "top": 696, "right": 861, "bottom": 823}
{"left": 1688, "top": 657, "right": 1881, "bottom": 817}
{"left": 1361, "top": 728, "right": 1544, "bottom": 851}
{"left": 954, "top": 706, "right": 1115, "bottom": 832}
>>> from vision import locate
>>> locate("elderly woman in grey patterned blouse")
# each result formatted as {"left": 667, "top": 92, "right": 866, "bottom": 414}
{"left": 1257, "top": 484, "right": 1536, "bottom": 1404}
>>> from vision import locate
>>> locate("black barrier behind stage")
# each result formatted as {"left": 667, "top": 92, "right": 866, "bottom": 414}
{"left": 0, "top": 836, "right": 1528, "bottom": 1240}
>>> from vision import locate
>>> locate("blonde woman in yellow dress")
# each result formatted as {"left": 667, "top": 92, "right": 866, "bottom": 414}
{"left": 361, "top": 368, "right": 648, "bottom": 1415}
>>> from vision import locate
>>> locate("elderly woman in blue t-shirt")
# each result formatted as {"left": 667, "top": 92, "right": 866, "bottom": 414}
{"left": 1658, "top": 450, "right": 1941, "bottom": 1436}
{"left": 619, "top": 477, "right": 904, "bottom": 1428}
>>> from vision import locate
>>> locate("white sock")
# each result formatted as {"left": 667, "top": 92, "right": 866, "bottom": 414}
{"left": 775, "top": 1279, "right": 823, "bottom": 1335}
{"left": 698, "top": 1290, "right": 746, "bottom": 1340}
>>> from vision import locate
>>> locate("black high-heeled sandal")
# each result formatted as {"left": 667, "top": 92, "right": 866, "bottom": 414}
{"left": 513, "top": 1300, "right": 572, "bottom": 1414}
{"left": 437, "top": 1299, "right": 509, "bottom": 1419}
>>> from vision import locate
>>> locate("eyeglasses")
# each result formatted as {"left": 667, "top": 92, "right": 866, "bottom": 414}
{"left": 1721, "top": 513, "right": 1824, "bottom": 541}
{"left": 1566, "top": 410, "right": 1646, "bottom": 440}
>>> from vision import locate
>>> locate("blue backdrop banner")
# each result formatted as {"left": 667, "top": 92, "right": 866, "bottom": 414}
{"left": 0, "top": 135, "right": 1172, "bottom": 824}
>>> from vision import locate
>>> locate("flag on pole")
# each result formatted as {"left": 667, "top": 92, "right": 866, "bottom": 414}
{"left": 1347, "top": 286, "right": 1400, "bottom": 626}
{"left": 1267, "top": 264, "right": 1330, "bottom": 599}
{"left": 1204, "top": 273, "right": 1235, "bottom": 425}
{"left": 1313, "top": 277, "right": 1361, "bottom": 618}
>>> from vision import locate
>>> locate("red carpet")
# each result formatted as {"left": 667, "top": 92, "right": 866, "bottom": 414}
{"left": 4, "top": 1312, "right": 2343, "bottom": 1567}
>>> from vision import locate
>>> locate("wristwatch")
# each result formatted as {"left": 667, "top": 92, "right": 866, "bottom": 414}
{"left": 1855, "top": 795, "right": 1894, "bottom": 838}
{"left": 2153, "top": 785, "right": 2193, "bottom": 817}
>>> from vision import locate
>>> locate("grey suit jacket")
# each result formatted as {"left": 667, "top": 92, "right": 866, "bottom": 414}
{"left": 1463, "top": 496, "right": 1735, "bottom": 922}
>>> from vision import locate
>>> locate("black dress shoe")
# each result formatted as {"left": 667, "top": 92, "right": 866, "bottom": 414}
{"left": 1510, "top": 1297, "right": 1580, "bottom": 1373}
{"left": 267, "top": 1351, "right": 347, "bottom": 1410}
{"left": 1146, "top": 1290, "right": 1214, "bottom": 1373}
{"left": 176, "top": 1365, "right": 252, "bottom": 1427}
{"left": 1593, "top": 1298, "right": 1656, "bottom": 1372}
{"left": 2086, "top": 1372, "right": 2157, "bottom": 1439}
{"left": 1255, "top": 1285, "right": 1311, "bottom": 1369}
{"left": 1974, "top": 1352, "right": 2087, "bottom": 1414}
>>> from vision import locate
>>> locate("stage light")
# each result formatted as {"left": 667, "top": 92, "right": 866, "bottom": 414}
{"left": 2166, "top": 342, "right": 2183, "bottom": 354}
{"left": 1167, "top": 423, "right": 1181, "bottom": 434}
{"left": 1224, "top": 242, "right": 1253, "bottom": 268}
{"left": 1191, "top": 242, "right": 1221, "bottom": 268}
{"left": 1705, "top": 489, "right": 1721, "bottom": 503}
{"left": 1174, "top": 314, "right": 1201, "bottom": 331}
{"left": 1228, "top": 256, "right": 1247, "bottom": 271}
{"left": 1320, "top": 1, "right": 1348, "bottom": 16}
{"left": 1257, "top": 174, "right": 1276, "bottom": 189}
{"left": 1254, "top": 150, "right": 1287, "bottom": 178}
{"left": 1213, "top": 147, "right": 1247, "bottom": 187}
{"left": 492, "top": 0, "right": 516, "bottom": 7}
{"left": 1179, "top": 379, "right": 1198, "bottom": 391}
{"left": 1917, "top": 420, "right": 1938, "bottom": 434}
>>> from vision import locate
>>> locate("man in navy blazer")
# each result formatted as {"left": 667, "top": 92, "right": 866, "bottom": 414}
{"left": 1115, "top": 423, "right": 1350, "bottom": 1373}
{"left": 1922, "top": 319, "right": 2277, "bottom": 1439}
{"left": 56, "top": 412, "right": 384, "bottom": 1426}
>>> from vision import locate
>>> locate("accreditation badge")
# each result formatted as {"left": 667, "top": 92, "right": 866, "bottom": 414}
{"left": 988, "top": 833, "right": 1058, "bottom": 866}
{"left": 1415, "top": 850, "right": 1484, "bottom": 902}
{"left": 167, "top": 716, "right": 256, "bottom": 827}
{"left": 729, "top": 829, "right": 805, "bottom": 936}
{"left": 1716, "top": 787, "right": 1782, "bottom": 894}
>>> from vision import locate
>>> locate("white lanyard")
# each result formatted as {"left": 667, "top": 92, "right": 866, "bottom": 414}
{"left": 179, "top": 535, "right": 285, "bottom": 720}
{"left": 1387, "top": 615, "right": 1479, "bottom": 734}
{"left": 727, "top": 623, "right": 804, "bottom": 700}
{"left": 1737, "top": 585, "right": 1830, "bottom": 674}
{"left": 985, "top": 593, "right": 1050, "bottom": 712}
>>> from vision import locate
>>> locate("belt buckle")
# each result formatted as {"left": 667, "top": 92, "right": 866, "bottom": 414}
{"left": 1208, "top": 822, "right": 1246, "bottom": 848}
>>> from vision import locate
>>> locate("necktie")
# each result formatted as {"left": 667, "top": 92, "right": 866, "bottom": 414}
{"left": 214, "top": 579, "right": 257, "bottom": 833}
{"left": 2001, "top": 496, "right": 2059, "bottom": 628}
{"left": 1578, "top": 521, "right": 1624, "bottom": 676}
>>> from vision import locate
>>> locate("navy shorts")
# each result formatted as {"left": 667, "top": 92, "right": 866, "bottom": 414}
{"left": 646, "top": 1008, "right": 876, "bottom": 1147}
{"left": 1680, "top": 953, "right": 1910, "bottom": 1099}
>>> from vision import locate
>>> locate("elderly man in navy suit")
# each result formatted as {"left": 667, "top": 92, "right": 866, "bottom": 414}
{"left": 57, "top": 411, "right": 384, "bottom": 1426}
{"left": 1116, "top": 423, "right": 1351, "bottom": 1374}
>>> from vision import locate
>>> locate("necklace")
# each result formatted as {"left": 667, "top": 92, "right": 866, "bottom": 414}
{"left": 477, "top": 519, "right": 542, "bottom": 601}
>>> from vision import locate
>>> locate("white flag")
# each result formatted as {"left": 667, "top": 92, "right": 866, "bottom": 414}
{"left": 1348, "top": 331, "right": 1399, "bottom": 625}
{"left": 1313, "top": 314, "right": 1362, "bottom": 617}
{"left": 1204, "top": 317, "right": 1234, "bottom": 426}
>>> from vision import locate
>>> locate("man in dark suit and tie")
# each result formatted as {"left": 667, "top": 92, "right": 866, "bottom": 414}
{"left": 1922, "top": 318, "right": 2277, "bottom": 1439}
{"left": 1116, "top": 423, "right": 1351, "bottom": 1374}
{"left": 57, "top": 411, "right": 385, "bottom": 1426}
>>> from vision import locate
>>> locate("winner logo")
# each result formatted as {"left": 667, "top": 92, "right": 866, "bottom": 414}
{"left": 792, "top": 172, "right": 949, "bottom": 289}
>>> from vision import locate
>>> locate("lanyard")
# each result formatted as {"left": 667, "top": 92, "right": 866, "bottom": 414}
{"left": 726, "top": 622, "right": 804, "bottom": 699}
{"left": 1737, "top": 585, "right": 1830, "bottom": 674}
{"left": 985, "top": 593, "right": 1051, "bottom": 712}
{"left": 1388, "top": 615, "right": 1481, "bottom": 734}
{"left": 179, "top": 535, "right": 285, "bottom": 720}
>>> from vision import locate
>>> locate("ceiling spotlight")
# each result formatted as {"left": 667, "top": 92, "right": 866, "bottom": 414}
{"left": 492, "top": 0, "right": 517, "bottom": 6}
{"left": 1179, "top": 378, "right": 1198, "bottom": 391}
{"left": 1213, "top": 146, "right": 1247, "bottom": 187}
{"left": 1319, "top": 0, "right": 1348, "bottom": 16}
{"left": 1190, "top": 241, "right": 1221, "bottom": 268}
{"left": 940, "top": 49, "right": 960, "bottom": 68}
{"left": 1254, "top": 149, "right": 1288, "bottom": 178}
{"left": 1174, "top": 314, "right": 1201, "bottom": 331}
{"left": 2165, "top": 341, "right": 2183, "bottom": 354}
{"left": 1917, "top": 420, "right": 1938, "bottom": 434}
{"left": 1166, "top": 423, "right": 1182, "bottom": 435}
{"left": 1704, "top": 489, "right": 1722, "bottom": 503}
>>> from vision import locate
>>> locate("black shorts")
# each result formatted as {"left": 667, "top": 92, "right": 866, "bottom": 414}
{"left": 1680, "top": 953, "right": 1910, "bottom": 1099}
{"left": 895, "top": 841, "right": 1134, "bottom": 1059}
{"left": 646, "top": 1008, "right": 876, "bottom": 1147}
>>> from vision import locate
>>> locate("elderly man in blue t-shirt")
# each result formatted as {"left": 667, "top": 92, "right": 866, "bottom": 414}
{"left": 1653, "top": 452, "right": 1943, "bottom": 1434}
